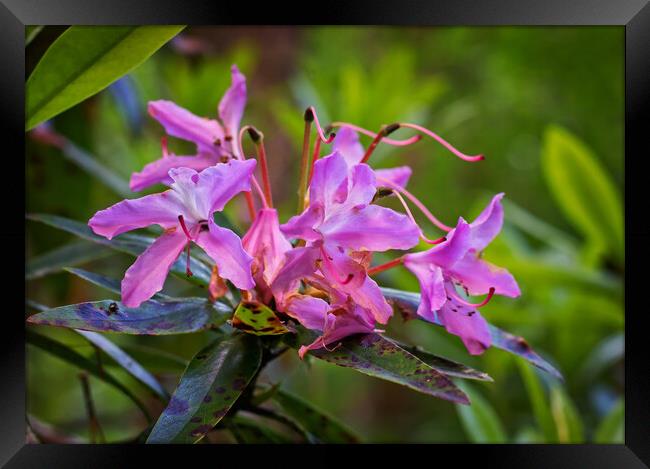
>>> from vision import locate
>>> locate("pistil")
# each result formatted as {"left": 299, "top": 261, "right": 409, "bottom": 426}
{"left": 449, "top": 286, "right": 496, "bottom": 308}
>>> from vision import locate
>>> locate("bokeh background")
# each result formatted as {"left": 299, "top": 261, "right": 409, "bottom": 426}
{"left": 26, "top": 26, "right": 624, "bottom": 443}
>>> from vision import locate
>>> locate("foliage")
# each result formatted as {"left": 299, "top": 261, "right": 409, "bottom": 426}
{"left": 26, "top": 26, "right": 623, "bottom": 444}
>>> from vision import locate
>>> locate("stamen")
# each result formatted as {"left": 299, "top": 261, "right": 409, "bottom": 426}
{"left": 321, "top": 339, "right": 342, "bottom": 352}
{"left": 236, "top": 126, "right": 266, "bottom": 219}
{"left": 246, "top": 126, "right": 274, "bottom": 208}
{"left": 177, "top": 215, "right": 193, "bottom": 240}
{"left": 161, "top": 136, "right": 169, "bottom": 158}
{"left": 307, "top": 136, "right": 322, "bottom": 183}
{"left": 449, "top": 287, "right": 495, "bottom": 308}
{"left": 307, "top": 106, "right": 336, "bottom": 144}
{"left": 298, "top": 109, "right": 313, "bottom": 213}
{"left": 367, "top": 257, "right": 403, "bottom": 276}
{"left": 377, "top": 177, "right": 452, "bottom": 232}
{"left": 360, "top": 123, "right": 401, "bottom": 164}
{"left": 329, "top": 122, "right": 422, "bottom": 146}
{"left": 399, "top": 122, "right": 484, "bottom": 162}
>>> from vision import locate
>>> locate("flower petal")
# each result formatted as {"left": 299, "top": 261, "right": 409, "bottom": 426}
{"left": 438, "top": 295, "right": 492, "bottom": 355}
{"left": 332, "top": 126, "right": 364, "bottom": 166}
{"left": 320, "top": 204, "right": 420, "bottom": 252}
{"left": 168, "top": 159, "right": 256, "bottom": 221}
{"left": 404, "top": 218, "right": 472, "bottom": 269}
{"left": 242, "top": 208, "right": 292, "bottom": 290}
{"left": 339, "top": 163, "right": 377, "bottom": 210}
{"left": 468, "top": 193, "right": 505, "bottom": 251}
{"left": 121, "top": 229, "right": 187, "bottom": 307}
{"left": 309, "top": 152, "right": 349, "bottom": 210}
{"left": 449, "top": 253, "right": 521, "bottom": 298}
{"left": 271, "top": 246, "right": 321, "bottom": 308}
{"left": 148, "top": 100, "right": 224, "bottom": 155}
{"left": 375, "top": 166, "right": 412, "bottom": 189}
{"left": 218, "top": 65, "right": 247, "bottom": 137}
{"left": 194, "top": 218, "right": 254, "bottom": 290}
{"left": 280, "top": 203, "right": 324, "bottom": 243}
{"left": 403, "top": 262, "right": 446, "bottom": 320}
{"left": 129, "top": 154, "right": 219, "bottom": 192}
{"left": 88, "top": 191, "right": 186, "bottom": 240}
{"left": 285, "top": 295, "right": 329, "bottom": 330}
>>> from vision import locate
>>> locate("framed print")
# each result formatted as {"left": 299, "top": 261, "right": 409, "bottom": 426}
{"left": 3, "top": 0, "right": 649, "bottom": 466}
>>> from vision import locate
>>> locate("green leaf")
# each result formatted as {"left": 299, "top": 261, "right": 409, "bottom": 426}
{"left": 26, "top": 241, "right": 112, "bottom": 280}
{"left": 27, "top": 297, "right": 231, "bottom": 335}
{"left": 27, "top": 214, "right": 212, "bottom": 287}
{"left": 517, "top": 361, "right": 556, "bottom": 442}
{"left": 147, "top": 334, "right": 262, "bottom": 444}
{"left": 541, "top": 125, "right": 623, "bottom": 262}
{"left": 226, "top": 416, "right": 294, "bottom": 444}
{"left": 26, "top": 329, "right": 150, "bottom": 420}
{"left": 58, "top": 139, "right": 131, "bottom": 197}
{"left": 75, "top": 330, "right": 168, "bottom": 400}
{"left": 550, "top": 385, "right": 584, "bottom": 443}
{"left": 64, "top": 267, "right": 170, "bottom": 300}
{"left": 231, "top": 301, "right": 291, "bottom": 336}
{"left": 393, "top": 341, "right": 493, "bottom": 382}
{"left": 382, "top": 287, "right": 563, "bottom": 379}
{"left": 285, "top": 327, "right": 469, "bottom": 404}
{"left": 272, "top": 388, "right": 361, "bottom": 443}
{"left": 26, "top": 26, "right": 185, "bottom": 130}
{"left": 594, "top": 398, "right": 624, "bottom": 443}
{"left": 455, "top": 382, "right": 507, "bottom": 443}
{"left": 25, "top": 26, "right": 44, "bottom": 46}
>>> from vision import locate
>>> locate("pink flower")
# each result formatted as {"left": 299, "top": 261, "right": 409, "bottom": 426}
{"left": 285, "top": 295, "right": 378, "bottom": 359}
{"left": 403, "top": 193, "right": 520, "bottom": 354}
{"left": 89, "top": 160, "right": 256, "bottom": 307}
{"left": 242, "top": 208, "right": 292, "bottom": 303}
{"left": 273, "top": 152, "right": 420, "bottom": 324}
{"left": 332, "top": 126, "right": 412, "bottom": 189}
{"left": 129, "top": 65, "right": 247, "bottom": 192}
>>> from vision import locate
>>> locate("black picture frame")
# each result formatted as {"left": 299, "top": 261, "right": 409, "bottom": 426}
{"left": 6, "top": 0, "right": 649, "bottom": 466}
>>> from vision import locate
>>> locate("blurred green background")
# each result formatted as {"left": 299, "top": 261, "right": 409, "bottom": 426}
{"left": 26, "top": 26, "right": 624, "bottom": 443}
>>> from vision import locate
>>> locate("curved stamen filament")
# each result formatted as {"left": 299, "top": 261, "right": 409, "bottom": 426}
{"left": 449, "top": 286, "right": 496, "bottom": 308}
{"left": 307, "top": 106, "right": 336, "bottom": 144}
{"left": 177, "top": 216, "right": 194, "bottom": 277}
{"left": 367, "top": 257, "right": 403, "bottom": 276}
{"left": 237, "top": 126, "right": 269, "bottom": 214}
{"left": 377, "top": 177, "right": 452, "bottom": 233}
{"left": 177, "top": 215, "right": 193, "bottom": 240}
{"left": 329, "top": 122, "right": 422, "bottom": 146}
{"left": 245, "top": 126, "right": 274, "bottom": 208}
{"left": 399, "top": 123, "right": 484, "bottom": 162}
{"left": 307, "top": 136, "right": 322, "bottom": 184}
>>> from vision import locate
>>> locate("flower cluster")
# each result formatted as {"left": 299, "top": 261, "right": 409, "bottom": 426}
{"left": 89, "top": 65, "right": 520, "bottom": 358}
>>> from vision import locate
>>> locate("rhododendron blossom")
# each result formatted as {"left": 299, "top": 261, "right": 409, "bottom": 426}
{"left": 87, "top": 64, "right": 523, "bottom": 358}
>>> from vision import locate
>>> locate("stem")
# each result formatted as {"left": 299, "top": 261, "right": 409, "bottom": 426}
{"left": 79, "top": 372, "right": 105, "bottom": 444}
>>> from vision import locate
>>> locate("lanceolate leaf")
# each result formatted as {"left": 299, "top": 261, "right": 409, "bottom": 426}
{"left": 231, "top": 301, "right": 291, "bottom": 336}
{"left": 147, "top": 334, "right": 262, "bottom": 444}
{"left": 28, "top": 301, "right": 168, "bottom": 401}
{"left": 75, "top": 330, "right": 168, "bottom": 400}
{"left": 455, "top": 382, "right": 507, "bottom": 443}
{"left": 27, "top": 298, "right": 231, "bottom": 335}
{"left": 286, "top": 327, "right": 469, "bottom": 405}
{"left": 226, "top": 416, "right": 294, "bottom": 444}
{"left": 65, "top": 267, "right": 170, "bottom": 300}
{"left": 26, "top": 26, "right": 185, "bottom": 130}
{"left": 26, "top": 241, "right": 112, "bottom": 280}
{"left": 272, "top": 389, "right": 361, "bottom": 443}
{"left": 395, "top": 342, "right": 493, "bottom": 382}
{"left": 26, "top": 329, "right": 151, "bottom": 420}
{"left": 381, "top": 288, "right": 563, "bottom": 380}
{"left": 27, "top": 214, "right": 212, "bottom": 287}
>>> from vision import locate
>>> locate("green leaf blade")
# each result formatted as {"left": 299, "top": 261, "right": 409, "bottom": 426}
{"left": 147, "top": 334, "right": 262, "bottom": 444}
{"left": 26, "top": 241, "right": 112, "bottom": 280}
{"left": 27, "top": 298, "right": 231, "bottom": 335}
{"left": 382, "top": 287, "right": 563, "bottom": 379}
{"left": 287, "top": 327, "right": 469, "bottom": 405}
{"left": 455, "top": 383, "right": 507, "bottom": 443}
{"left": 272, "top": 389, "right": 361, "bottom": 443}
{"left": 26, "top": 26, "right": 185, "bottom": 130}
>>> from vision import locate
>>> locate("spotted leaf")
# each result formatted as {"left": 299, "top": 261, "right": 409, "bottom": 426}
{"left": 27, "top": 298, "right": 231, "bottom": 335}
{"left": 147, "top": 333, "right": 262, "bottom": 444}
{"left": 231, "top": 301, "right": 290, "bottom": 336}
{"left": 381, "top": 287, "right": 563, "bottom": 379}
